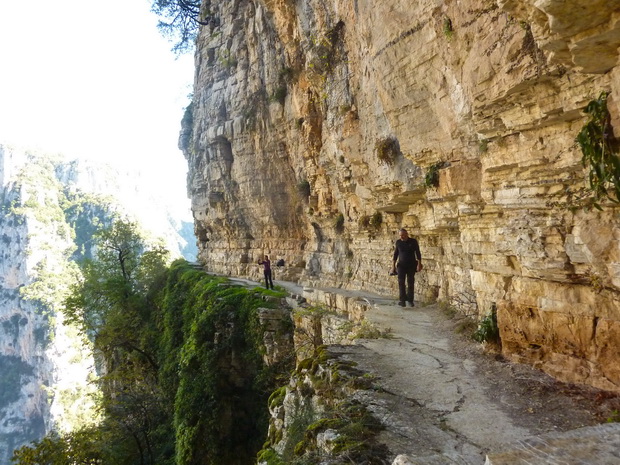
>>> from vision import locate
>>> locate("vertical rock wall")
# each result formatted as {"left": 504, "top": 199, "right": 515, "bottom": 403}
{"left": 0, "top": 147, "right": 64, "bottom": 463}
{"left": 184, "top": 0, "right": 620, "bottom": 391}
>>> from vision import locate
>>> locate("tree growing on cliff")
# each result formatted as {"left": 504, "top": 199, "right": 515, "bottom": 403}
{"left": 12, "top": 428, "right": 105, "bottom": 465}
{"left": 64, "top": 219, "right": 166, "bottom": 341}
{"left": 151, "top": 0, "right": 214, "bottom": 54}
{"left": 62, "top": 219, "right": 173, "bottom": 465}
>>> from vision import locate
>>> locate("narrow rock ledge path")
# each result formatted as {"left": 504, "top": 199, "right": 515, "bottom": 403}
{"left": 231, "top": 275, "right": 620, "bottom": 464}
{"left": 333, "top": 298, "right": 619, "bottom": 464}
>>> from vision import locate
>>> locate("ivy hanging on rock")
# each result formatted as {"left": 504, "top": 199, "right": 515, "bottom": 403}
{"left": 576, "top": 91, "right": 620, "bottom": 208}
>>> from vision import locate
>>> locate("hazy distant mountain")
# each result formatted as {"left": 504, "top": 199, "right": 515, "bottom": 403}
{"left": 0, "top": 144, "right": 196, "bottom": 463}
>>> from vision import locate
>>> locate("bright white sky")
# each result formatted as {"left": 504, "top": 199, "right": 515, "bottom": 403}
{"left": 0, "top": 0, "right": 194, "bottom": 214}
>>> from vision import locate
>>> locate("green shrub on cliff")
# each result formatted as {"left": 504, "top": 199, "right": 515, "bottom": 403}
{"left": 443, "top": 17, "right": 454, "bottom": 40}
{"left": 369, "top": 211, "right": 382, "bottom": 228}
{"left": 576, "top": 91, "right": 620, "bottom": 207}
{"left": 472, "top": 308, "right": 500, "bottom": 344}
{"left": 424, "top": 162, "right": 444, "bottom": 188}
{"left": 374, "top": 136, "right": 400, "bottom": 165}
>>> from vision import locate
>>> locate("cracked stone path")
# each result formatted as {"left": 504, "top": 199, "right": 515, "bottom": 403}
{"left": 332, "top": 300, "right": 531, "bottom": 464}
{"left": 331, "top": 298, "right": 620, "bottom": 465}
{"left": 228, "top": 275, "right": 620, "bottom": 464}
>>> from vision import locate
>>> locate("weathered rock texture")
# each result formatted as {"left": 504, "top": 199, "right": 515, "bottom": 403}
{"left": 183, "top": 0, "right": 620, "bottom": 392}
{"left": 0, "top": 147, "right": 75, "bottom": 464}
{"left": 485, "top": 422, "right": 620, "bottom": 465}
{"left": 260, "top": 345, "right": 391, "bottom": 465}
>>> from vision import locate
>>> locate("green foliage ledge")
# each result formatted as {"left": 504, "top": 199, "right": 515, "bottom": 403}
{"left": 14, "top": 258, "right": 291, "bottom": 465}
{"left": 162, "top": 261, "right": 287, "bottom": 465}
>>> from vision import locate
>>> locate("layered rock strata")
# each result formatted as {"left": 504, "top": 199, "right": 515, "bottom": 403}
{"left": 183, "top": 0, "right": 620, "bottom": 391}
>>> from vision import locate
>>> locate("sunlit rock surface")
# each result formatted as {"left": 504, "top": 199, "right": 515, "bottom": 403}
{"left": 183, "top": 0, "right": 620, "bottom": 392}
{"left": 0, "top": 146, "right": 79, "bottom": 464}
{"left": 485, "top": 422, "right": 620, "bottom": 465}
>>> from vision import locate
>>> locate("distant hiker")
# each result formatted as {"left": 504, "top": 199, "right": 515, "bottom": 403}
{"left": 258, "top": 255, "right": 274, "bottom": 289}
{"left": 391, "top": 228, "right": 422, "bottom": 307}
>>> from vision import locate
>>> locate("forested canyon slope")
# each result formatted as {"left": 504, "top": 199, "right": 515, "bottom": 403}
{"left": 182, "top": 0, "right": 620, "bottom": 392}
{"left": 0, "top": 146, "right": 195, "bottom": 463}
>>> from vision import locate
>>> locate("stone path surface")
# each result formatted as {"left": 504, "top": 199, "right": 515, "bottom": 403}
{"left": 336, "top": 299, "right": 620, "bottom": 464}
{"left": 235, "top": 276, "right": 620, "bottom": 464}
{"left": 484, "top": 423, "right": 620, "bottom": 465}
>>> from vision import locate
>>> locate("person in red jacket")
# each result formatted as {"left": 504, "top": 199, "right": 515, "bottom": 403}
{"left": 258, "top": 255, "right": 274, "bottom": 289}
{"left": 391, "top": 228, "right": 422, "bottom": 307}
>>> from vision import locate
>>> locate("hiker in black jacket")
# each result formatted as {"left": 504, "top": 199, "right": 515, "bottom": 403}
{"left": 391, "top": 228, "right": 422, "bottom": 307}
{"left": 258, "top": 255, "right": 274, "bottom": 289}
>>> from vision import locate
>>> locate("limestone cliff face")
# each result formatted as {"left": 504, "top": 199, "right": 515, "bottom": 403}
{"left": 184, "top": 0, "right": 620, "bottom": 391}
{"left": 0, "top": 147, "right": 76, "bottom": 464}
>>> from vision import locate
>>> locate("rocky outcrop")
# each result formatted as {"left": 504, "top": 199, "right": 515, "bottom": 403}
{"left": 183, "top": 1, "right": 620, "bottom": 391}
{"left": 259, "top": 345, "right": 390, "bottom": 465}
{"left": 499, "top": 0, "right": 620, "bottom": 73}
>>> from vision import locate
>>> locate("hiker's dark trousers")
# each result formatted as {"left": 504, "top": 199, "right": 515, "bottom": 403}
{"left": 397, "top": 263, "right": 416, "bottom": 303}
{"left": 264, "top": 270, "right": 273, "bottom": 289}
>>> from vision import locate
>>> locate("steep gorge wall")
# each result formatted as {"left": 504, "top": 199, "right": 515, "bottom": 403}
{"left": 184, "top": 0, "right": 620, "bottom": 391}
{"left": 0, "top": 147, "right": 77, "bottom": 464}
{"left": 0, "top": 147, "right": 197, "bottom": 463}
